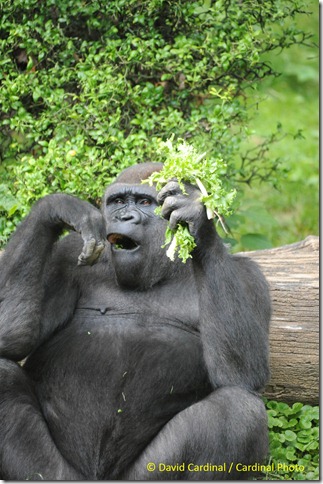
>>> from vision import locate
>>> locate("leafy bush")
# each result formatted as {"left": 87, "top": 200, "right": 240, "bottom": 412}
{"left": 0, "top": 0, "right": 314, "bottom": 246}
{"left": 264, "top": 399, "right": 319, "bottom": 480}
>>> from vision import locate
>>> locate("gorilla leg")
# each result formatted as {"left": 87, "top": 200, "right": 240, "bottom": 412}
{"left": 0, "top": 359, "right": 83, "bottom": 480}
{"left": 123, "top": 387, "right": 268, "bottom": 481}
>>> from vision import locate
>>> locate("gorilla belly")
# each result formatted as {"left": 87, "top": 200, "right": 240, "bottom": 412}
{"left": 24, "top": 310, "right": 211, "bottom": 478}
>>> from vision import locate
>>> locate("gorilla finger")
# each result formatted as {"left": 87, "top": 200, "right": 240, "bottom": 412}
{"left": 168, "top": 210, "right": 186, "bottom": 231}
{"left": 91, "top": 241, "right": 105, "bottom": 261}
{"left": 157, "top": 181, "right": 182, "bottom": 204}
{"left": 168, "top": 204, "right": 204, "bottom": 231}
{"left": 81, "top": 243, "right": 105, "bottom": 266}
{"left": 160, "top": 195, "right": 187, "bottom": 220}
{"left": 77, "top": 238, "right": 104, "bottom": 266}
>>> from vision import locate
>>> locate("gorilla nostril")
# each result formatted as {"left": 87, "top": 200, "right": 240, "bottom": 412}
{"left": 118, "top": 210, "right": 141, "bottom": 223}
{"left": 120, "top": 213, "right": 134, "bottom": 221}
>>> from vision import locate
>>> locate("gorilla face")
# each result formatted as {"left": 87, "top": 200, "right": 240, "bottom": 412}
{"left": 103, "top": 183, "right": 172, "bottom": 289}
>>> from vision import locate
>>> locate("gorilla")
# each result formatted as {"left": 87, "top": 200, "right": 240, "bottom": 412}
{"left": 0, "top": 162, "right": 271, "bottom": 480}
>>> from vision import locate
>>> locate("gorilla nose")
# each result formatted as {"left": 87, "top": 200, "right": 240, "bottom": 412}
{"left": 117, "top": 210, "right": 141, "bottom": 223}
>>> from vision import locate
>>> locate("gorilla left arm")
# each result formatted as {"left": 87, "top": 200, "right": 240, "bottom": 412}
{"left": 158, "top": 181, "right": 271, "bottom": 391}
{"left": 0, "top": 194, "right": 106, "bottom": 361}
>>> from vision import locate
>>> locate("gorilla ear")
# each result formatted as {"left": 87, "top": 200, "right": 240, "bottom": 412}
{"left": 114, "top": 163, "right": 163, "bottom": 184}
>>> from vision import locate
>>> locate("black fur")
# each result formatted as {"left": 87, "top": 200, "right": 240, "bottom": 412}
{"left": 0, "top": 163, "right": 271, "bottom": 480}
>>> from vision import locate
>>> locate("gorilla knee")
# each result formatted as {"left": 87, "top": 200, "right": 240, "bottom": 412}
{"left": 214, "top": 386, "right": 269, "bottom": 461}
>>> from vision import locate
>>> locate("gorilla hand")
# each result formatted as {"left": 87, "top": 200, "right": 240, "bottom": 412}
{"left": 33, "top": 194, "right": 107, "bottom": 265}
{"left": 157, "top": 180, "right": 211, "bottom": 239}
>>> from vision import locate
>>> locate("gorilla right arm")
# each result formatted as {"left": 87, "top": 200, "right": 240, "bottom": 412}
{"left": 0, "top": 194, "right": 106, "bottom": 361}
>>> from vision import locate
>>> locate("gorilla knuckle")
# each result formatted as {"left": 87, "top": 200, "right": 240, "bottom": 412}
{"left": 169, "top": 210, "right": 183, "bottom": 229}
{"left": 157, "top": 181, "right": 181, "bottom": 202}
{"left": 164, "top": 195, "right": 178, "bottom": 208}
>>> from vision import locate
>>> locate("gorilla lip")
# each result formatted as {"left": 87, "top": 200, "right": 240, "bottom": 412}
{"left": 107, "top": 233, "right": 139, "bottom": 251}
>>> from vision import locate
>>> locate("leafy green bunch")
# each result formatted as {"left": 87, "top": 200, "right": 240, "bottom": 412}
{"left": 145, "top": 137, "right": 236, "bottom": 262}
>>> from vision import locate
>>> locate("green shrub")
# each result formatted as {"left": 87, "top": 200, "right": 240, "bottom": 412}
{"left": 0, "top": 0, "right": 314, "bottom": 246}
{"left": 264, "top": 399, "right": 319, "bottom": 480}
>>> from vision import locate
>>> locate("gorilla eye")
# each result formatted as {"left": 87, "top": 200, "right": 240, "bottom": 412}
{"left": 114, "top": 197, "right": 125, "bottom": 205}
{"left": 138, "top": 198, "right": 152, "bottom": 206}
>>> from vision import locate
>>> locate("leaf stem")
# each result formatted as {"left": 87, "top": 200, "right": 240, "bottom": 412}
{"left": 166, "top": 234, "right": 177, "bottom": 261}
{"left": 195, "top": 177, "right": 214, "bottom": 220}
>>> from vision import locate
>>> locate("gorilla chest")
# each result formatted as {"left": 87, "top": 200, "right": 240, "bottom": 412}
{"left": 77, "top": 275, "right": 200, "bottom": 328}
{"left": 31, "top": 309, "right": 206, "bottom": 396}
{"left": 26, "top": 307, "right": 210, "bottom": 433}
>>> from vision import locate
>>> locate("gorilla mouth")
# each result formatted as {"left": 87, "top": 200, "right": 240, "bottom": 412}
{"left": 107, "top": 233, "right": 139, "bottom": 251}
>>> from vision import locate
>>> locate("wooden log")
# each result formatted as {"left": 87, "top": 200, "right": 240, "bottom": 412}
{"left": 241, "top": 236, "right": 319, "bottom": 405}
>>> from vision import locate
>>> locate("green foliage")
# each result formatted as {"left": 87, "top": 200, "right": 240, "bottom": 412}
{"left": 162, "top": 224, "right": 197, "bottom": 264}
{"left": 221, "top": 195, "right": 280, "bottom": 251}
{"left": 0, "top": 0, "right": 315, "bottom": 246}
{"left": 145, "top": 137, "right": 236, "bottom": 262}
{"left": 147, "top": 137, "right": 236, "bottom": 215}
{"left": 264, "top": 399, "right": 319, "bottom": 480}
{"left": 0, "top": 184, "right": 21, "bottom": 246}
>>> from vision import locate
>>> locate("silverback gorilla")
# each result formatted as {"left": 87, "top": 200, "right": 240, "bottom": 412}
{"left": 0, "top": 162, "right": 271, "bottom": 480}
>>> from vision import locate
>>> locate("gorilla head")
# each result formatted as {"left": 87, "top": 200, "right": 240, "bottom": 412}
{"left": 102, "top": 162, "right": 178, "bottom": 290}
